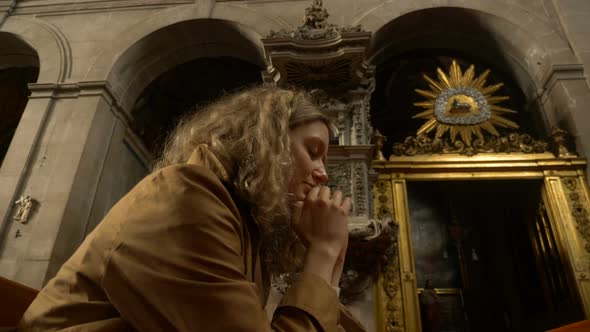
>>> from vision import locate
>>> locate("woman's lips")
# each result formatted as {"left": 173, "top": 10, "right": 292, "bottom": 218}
{"left": 302, "top": 183, "right": 314, "bottom": 196}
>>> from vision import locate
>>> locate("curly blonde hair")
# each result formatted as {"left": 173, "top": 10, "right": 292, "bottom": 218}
{"left": 153, "top": 85, "right": 334, "bottom": 226}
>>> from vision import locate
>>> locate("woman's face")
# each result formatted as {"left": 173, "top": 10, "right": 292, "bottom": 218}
{"left": 287, "top": 120, "right": 330, "bottom": 202}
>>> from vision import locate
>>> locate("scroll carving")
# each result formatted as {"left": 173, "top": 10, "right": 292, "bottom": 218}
{"left": 327, "top": 163, "right": 352, "bottom": 201}
{"left": 267, "top": 0, "right": 364, "bottom": 40}
{"left": 551, "top": 127, "right": 575, "bottom": 157}
{"left": 375, "top": 180, "right": 393, "bottom": 220}
{"left": 341, "top": 219, "right": 398, "bottom": 304}
{"left": 382, "top": 254, "right": 403, "bottom": 332}
{"left": 373, "top": 179, "right": 402, "bottom": 330}
{"left": 353, "top": 163, "right": 367, "bottom": 216}
{"left": 562, "top": 177, "right": 590, "bottom": 253}
{"left": 391, "top": 133, "right": 548, "bottom": 157}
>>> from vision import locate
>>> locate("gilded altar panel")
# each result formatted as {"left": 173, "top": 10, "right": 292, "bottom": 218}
{"left": 372, "top": 153, "right": 590, "bottom": 331}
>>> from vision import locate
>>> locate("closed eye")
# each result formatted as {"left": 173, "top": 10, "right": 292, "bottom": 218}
{"left": 306, "top": 136, "right": 328, "bottom": 162}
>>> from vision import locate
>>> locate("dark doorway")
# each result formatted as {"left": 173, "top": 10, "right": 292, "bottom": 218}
{"left": 130, "top": 56, "right": 263, "bottom": 157}
{"left": 408, "top": 180, "right": 584, "bottom": 332}
{"left": 0, "top": 67, "right": 39, "bottom": 167}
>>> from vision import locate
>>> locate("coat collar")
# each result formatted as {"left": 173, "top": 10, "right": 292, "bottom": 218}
{"left": 186, "top": 144, "right": 230, "bottom": 182}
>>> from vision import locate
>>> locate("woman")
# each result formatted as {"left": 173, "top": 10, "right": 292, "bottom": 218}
{"left": 19, "top": 86, "right": 366, "bottom": 331}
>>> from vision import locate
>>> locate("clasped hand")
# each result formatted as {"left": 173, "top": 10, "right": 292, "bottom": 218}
{"left": 291, "top": 186, "right": 351, "bottom": 288}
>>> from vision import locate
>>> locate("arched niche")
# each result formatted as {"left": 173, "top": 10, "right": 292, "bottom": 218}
{"left": 0, "top": 31, "right": 39, "bottom": 167}
{"left": 104, "top": 18, "right": 267, "bottom": 114}
{"left": 1, "top": 17, "right": 71, "bottom": 83}
{"left": 130, "top": 56, "right": 264, "bottom": 156}
{"left": 367, "top": 7, "right": 556, "bottom": 152}
{"left": 80, "top": 18, "right": 265, "bottom": 237}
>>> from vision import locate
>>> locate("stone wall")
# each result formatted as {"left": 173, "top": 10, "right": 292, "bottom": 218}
{"left": 0, "top": 1, "right": 589, "bottom": 330}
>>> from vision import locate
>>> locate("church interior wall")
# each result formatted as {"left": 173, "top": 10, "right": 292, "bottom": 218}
{"left": 1, "top": 1, "right": 590, "bottom": 330}
{"left": 83, "top": 122, "right": 149, "bottom": 240}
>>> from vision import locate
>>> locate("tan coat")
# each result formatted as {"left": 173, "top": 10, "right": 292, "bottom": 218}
{"left": 19, "top": 146, "right": 366, "bottom": 332}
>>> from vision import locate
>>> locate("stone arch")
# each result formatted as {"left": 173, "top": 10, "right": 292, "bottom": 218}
{"left": 1, "top": 17, "right": 71, "bottom": 83}
{"left": 361, "top": 5, "right": 581, "bottom": 142}
{"left": 87, "top": 3, "right": 284, "bottom": 111}
{"left": 359, "top": 2, "right": 576, "bottom": 99}
{"left": 0, "top": 32, "right": 38, "bottom": 70}
{"left": 104, "top": 18, "right": 268, "bottom": 113}
{"left": 0, "top": 30, "right": 40, "bottom": 165}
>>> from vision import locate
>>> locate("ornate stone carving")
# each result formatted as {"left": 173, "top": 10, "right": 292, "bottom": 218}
{"left": 353, "top": 162, "right": 367, "bottom": 216}
{"left": 263, "top": 1, "right": 373, "bottom": 93}
{"left": 267, "top": 0, "right": 365, "bottom": 40}
{"left": 336, "top": 111, "right": 348, "bottom": 145}
{"left": 268, "top": 218, "right": 398, "bottom": 306}
{"left": 413, "top": 60, "right": 518, "bottom": 146}
{"left": 381, "top": 235, "right": 403, "bottom": 332}
{"left": 373, "top": 179, "right": 402, "bottom": 330}
{"left": 312, "top": 90, "right": 348, "bottom": 111}
{"left": 391, "top": 133, "right": 548, "bottom": 157}
{"left": 562, "top": 177, "right": 590, "bottom": 253}
{"left": 349, "top": 96, "right": 374, "bottom": 146}
{"left": 327, "top": 163, "right": 352, "bottom": 200}
{"left": 303, "top": 0, "right": 329, "bottom": 29}
{"left": 362, "top": 96, "right": 374, "bottom": 141}
{"left": 351, "top": 103, "right": 362, "bottom": 144}
{"left": 13, "top": 195, "right": 36, "bottom": 224}
{"left": 551, "top": 127, "right": 576, "bottom": 157}
{"left": 340, "top": 219, "right": 398, "bottom": 304}
{"left": 373, "top": 130, "right": 387, "bottom": 161}
{"left": 375, "top": 180, "right": 393, "bottom": 220}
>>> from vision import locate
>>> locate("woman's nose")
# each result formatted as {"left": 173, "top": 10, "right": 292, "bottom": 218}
{"left": 312, "top": 168, "right": 329, "bottom": 184}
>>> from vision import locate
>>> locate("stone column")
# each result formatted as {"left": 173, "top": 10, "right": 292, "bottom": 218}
{"left": 0, "top": 84, "right": 55, "bottom": 249}
{"left": 0, "top": 81, "right": 127, "bottom": 288}
{"left": 326, "top": 86, "right": 376, "bottom": 224}
{"left": 540, "top": 65, "right": 590, "bottom": 175}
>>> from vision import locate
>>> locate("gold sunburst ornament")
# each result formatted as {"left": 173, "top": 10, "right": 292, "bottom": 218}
{"left": 413, "top": 60, "right": 519, "bottom": 146}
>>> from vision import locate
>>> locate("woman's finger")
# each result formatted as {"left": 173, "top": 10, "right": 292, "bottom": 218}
{"left": 332, "top": 190, "right": 343, "bottom": 207}
{"left": 318, "top": 185, "right": 331, "bottom": 202}
{"left": 341, "top": 197, "right": 352, "bottom": 213}
{"left": 306, "top": 185, "right": 321, "bottom": 201}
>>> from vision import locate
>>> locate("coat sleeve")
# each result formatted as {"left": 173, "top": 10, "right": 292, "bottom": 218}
{"left": 100, "top": 165, "right": 341, "bottom": 332}
{"left": 338, "top": 304, "right": 367, "bottom": 332}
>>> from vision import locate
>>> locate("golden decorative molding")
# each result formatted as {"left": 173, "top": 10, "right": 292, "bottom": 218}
{"left": 552, "top": 127, "right": 575, "bottom": 158}
{"left": 372, "top": 130, "right": 387, "bottom": 161}
{"left": 375, "top": 179, "right": 393, "bottom": 220}
{"left": 412, "top": 60, "right": 518, "bottom": 146}
{"left": 341, "top": 219, "right": 397, "bottom": 304}
{"left": 380, "top": 60, "right": 579, "bottom": 159}
{"left": 373, "top": 179, "right": 403, "bottom": 332}
{"left": 391, "top": 132, "right": 548, "bottom": 157}
{"left": 562, "top": 177, "right": 590, "bottom": 254}
{"left": 372, "top": 149, "right": 590, "bottom": 324}
{"left": 381, "top": 254, "right": 403, "bottom": 332}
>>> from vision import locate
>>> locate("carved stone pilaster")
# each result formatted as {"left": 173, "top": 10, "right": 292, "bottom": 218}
{"left": 326, "top": 163, "right": 352, "bottom": 201}
{"left": 353, "top": 162, "right": 368, "bottom": 216}
{"left": 351, "top": 102, "right": 364, "bottom": 145}
{"left": 373, "top": 179, "right": 403, "bottom": 330}
{"left": 562, "top": 177, "right": 590, "bottom": 253}
{"left": 327, "top": 145, "right": 374, "bottom": 218}
{"left": 336, "top": 110, "right": 349, "bottom": 145}
{"left": 349, "top": 93, "right": 374, "bottom": 146}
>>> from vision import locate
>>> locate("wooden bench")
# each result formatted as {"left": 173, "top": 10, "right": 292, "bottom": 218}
{"left": 0, "top": 276, "right": 38, "bottom": 329}
{"left": 547, "top": 319, "right": 590, "bottom": 332}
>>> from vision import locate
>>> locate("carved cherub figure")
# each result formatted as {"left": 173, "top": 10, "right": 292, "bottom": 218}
{"left": 14, "top": 195, "right": 34, "bottom": 224}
